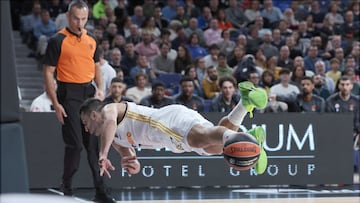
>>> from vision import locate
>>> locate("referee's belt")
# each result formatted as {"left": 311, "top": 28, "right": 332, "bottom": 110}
{"left": 57, "top": 81, "right": 92, "bottom": 87}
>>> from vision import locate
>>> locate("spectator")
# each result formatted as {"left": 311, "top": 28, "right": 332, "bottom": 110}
{"left": 259, "top": 30, "right": 279, "bottom": 59}
{"left": 187, "top": 32, "right": 207, "bottom": 59}
{"left": 184, "top": 65, "right": 204, "bottom": 97}
{"left": 260, "top": 70, "right": 275, "bottom": 95}
{"left": 142, "top": 0, "right": 156, "bottom": 19}
{"left": 210, "top": 76, "right": 240, "bottom": 113}
{"left": 277, "top": 45, "right": 294, "bottom": 71}
{"left": 228, "top": 45, "right": 246, "bottom": 68}
{"left": 194, "top": 57, "right": 207, "bottom": 84}
{"left": 325, "top": 2, "right": 344, "bottom": 27}
{"left": 295, "top": 76, "right": 325, "bottom": 112}
{"left": 217, "top": 8, "right": 234, "bottom": 30}
{"left": 304, "top": 45, "right": 320, "bottom": 73}
{"left": 121, "top": 41, "right": 138, "bottom": 78}
{"left": 151, "top": 42, "right": 175, "bottom": 74}
{"left": 269, "top": 68, "right": 300, "bottom": 112}
{"left": 202, "top": 66, "right": 220, "bottom": 99}
{"left": 126, "top": 24, "right": 142, "bottom": 45}
{"left": 126, "top": 72, "right": 152, "bottom": 104}
{"left": 334, "top": 47, "right": 346, "bottom": 72}
{"left": 42, "top": 1, "right": 115, "bottom": 202}
{"left": 20, "top": 2, "right": 41, "bottom": 45}
{"left": 103, "top": 77, "right": 133, "bottom": 104}
{"left": 129, "top": 54, "right": 157, "bottom": 83}
{"left": 314, "top": 60, "right": 335, "bottom": 93}
{"left": 290, "top": 65, "right": 306, "bottom": 89}
{"left": 197, "top": 6, "right": 212, "bottom": 30}
{"left": 309, "top": 1, "right": 325, "bottom": 29}
{"left": 103, "top": 23, "right": 118, "bottom": 47}
{"left": 225, "top": 0, "right": 248, "bottom": 29}
{"left": 140, "top": 16, "right": 161, "bottom": 39}
{"left": 254, "top": 48, "right": 267, "bottom": 71}
{"left": 46, "top": 0, "right": 67, "bottom": 19}
{"left": 171, "top": 26, "right": 187, "bottom": 51}
{"left": 98, "top": 47, "right": 116, "bottom": 96}
{"left": 265, "top": 55, "right": 281, "bottom": 81}
{"left": 55, "top": 12, "right": 68, "bottom": 31}
{"left": 162, "top": 0, "right": 177, "bottom": 22}
{"left": 204, "top": 44, "right": 220, "bottom": 68}
{"left": 283, "top": 8, "right": 299, "bottom": 29}
{"left": 326, "top": 76, "right": 359, "bottom": 137}
{"left": 174, "top": 45, "right": 193, "bottom": 74}
{"left": 111, "top": 34, "right": 126, "bottom": 53}
{"left": 131, "top": 5, "right": 145, "bottom": 27}
{"left": 261, "top": 0, "right": 283, "bottom": 28}
{"left": 113, "top": 0, "right": 128, "bottom": 29}
{"left": 174, "top": 76, "right": 204, "bottom": 112}
{"left": 326, "top": 58, "right": 342, "bottom": 85}
{"left": 216, "top": 52, "right": 232, "bottom": 78}
{"left": 246, "top": 25, "right": 262, "bottom": 55}
{"left": 312, "top": 73, "right": 331, "bottom": 100}
{"left": 185, "top": 17, "right": 206, "bottom": 46}
{"left": 285, "top": 35, "right": 303, "bottom": 59}
{"left": 134, "top": 30, "right": 160, "bottom": 61}
{"left": 244, "top": 0, "right": 261, "bottom": 23}
{"left": 92, "top": 0, "right": 108, "bottom": 20}
{"left": 204, "top": 19, "right": 223, "bottom": 47}
{"left": 33, "top": 9, "right": 56, "bottom": 58}
{"left": 219, "top": 29, "right": 236, "bottom": 57}
{"left": 153, "top": 4, "right": 169, "bottom": 30}
{"left": 271, "top": 28, "right": 285, "bottom": 50}
{"left": 184, "top": 0, "right": 200, "bottom": 18}
{"left": 172, "top": 5, "right": 190, "bottom": 27}
{"left": 140, "top": 81, "right": 174, "bottom": 108}
{"left": 277, "top": 19, "right": 293, "bottom": 38}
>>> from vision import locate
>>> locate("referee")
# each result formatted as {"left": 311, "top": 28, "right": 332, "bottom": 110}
{"left": 43, "top": 1, "right": 115, "bottom": 202}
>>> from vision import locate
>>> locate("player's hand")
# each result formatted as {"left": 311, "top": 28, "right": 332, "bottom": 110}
{"left": 53, "top": 103, "right": 67, "bottom": 125}
{"left": 121, "top": 156, "right": 140, "bottom": 175}
{"left": 99, "top": 158, "right": 115, "bottom": 178}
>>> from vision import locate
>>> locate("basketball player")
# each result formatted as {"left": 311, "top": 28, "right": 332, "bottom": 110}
{"left": 80, "top": 82, "right": 268, "bottom": 177}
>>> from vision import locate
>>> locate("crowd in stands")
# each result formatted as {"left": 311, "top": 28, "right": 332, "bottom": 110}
{"left": 14, "top": 0, "right": 359, "bottom": 131}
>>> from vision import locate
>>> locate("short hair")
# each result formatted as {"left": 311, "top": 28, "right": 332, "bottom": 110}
{"left": 279, "top": 68, "right": 291, "bottom": 75}
{"left": 179, "top": 76, "right": 194, "bottom": 84}
{"left": 68, "top": 0, "right": 88, "bottom": 12}
{"left": 111, "top": 77, "right": 124, "bottom": 84}
{"left": 79, "top": 98, "right": 104, "bottom": 115}
{"left": 152, "top": 81, "right": 166, "bottom": 89}
{"left": 301, "top": 76, "right": 313, "bottom": 83}
{"left": 135, "top": 72, "right": 148, "bottom": 81}
{"left": 208, "top": 44, "right": 220, "bottom": 50}
{"left": 329, "top": 58, "right": 340, "bottom": 64}
{"left": 339, "top": 75, "right": 352, "bottom": 83}
{"left": 218, "top": 52, "right": 226, "bottom": 58}
{"left": 218, "top": 76, "right": 237, "bottom": 88}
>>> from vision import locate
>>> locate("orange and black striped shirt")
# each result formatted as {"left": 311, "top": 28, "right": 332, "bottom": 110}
{"left": 43, "top": 27, "right": 100, "bottom": 83}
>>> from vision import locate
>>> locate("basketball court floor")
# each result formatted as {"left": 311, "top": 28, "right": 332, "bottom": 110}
{"left": 28, "top": 174, "right": 359, "bottom": 203}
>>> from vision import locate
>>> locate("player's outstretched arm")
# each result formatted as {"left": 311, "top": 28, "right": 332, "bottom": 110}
{"left": 99, "top": 104, "right": 118, "bottom": 164}
{"left": 112, "top": 143, "right": 140, "bottom": 175}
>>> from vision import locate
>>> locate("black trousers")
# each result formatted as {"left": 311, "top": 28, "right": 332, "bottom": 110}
{"left": 57, "top": 82, "right": 105, "bottom": 192}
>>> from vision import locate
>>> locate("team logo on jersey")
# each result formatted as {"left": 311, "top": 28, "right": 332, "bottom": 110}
{"left": 349, "top": 103, "right": 354, "bottom": 111}
{"left": 311, "top": 104, "right": 316, "bottom": 112}
{"left": 170, "top": 138, "right": 184, "bottom": 151}
{"left": 126, "top": 132, "right": 135, "bottom": 146}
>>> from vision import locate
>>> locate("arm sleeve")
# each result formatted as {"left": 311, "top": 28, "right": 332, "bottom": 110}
{"left": 43, "top": 33, "right": 64, "bottom": 66}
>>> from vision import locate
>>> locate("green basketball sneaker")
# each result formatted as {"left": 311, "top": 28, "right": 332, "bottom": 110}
{"left": 247, "top": 126, "right": 268, "bottom": 174}
{"left": 238, "top": 81, "right": 268, "bottom": 118}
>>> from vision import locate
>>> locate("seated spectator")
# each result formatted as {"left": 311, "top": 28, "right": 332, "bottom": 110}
{"left": 140, "top": 81, "right": 174, "bottom": 108}
{"left": 314, "top": 60, "right": 335, "bottom": 93}
{"left": 121, "top": 41, "right": 138, "bottom": 77}
{"left": 326, "top": 58, "right": 342, "bottom": 85}
{"left": 98, "top": 47, "right": 116, "bottom": 96}
{"left": 103, "top": 77, "right": 133, "bottom": 104}
{"left": 225, "top": 0, "right": 248, "bottom": 29}
{"left": 244, "top": 0, "right": 261, "bottom": 23}
{"left": 187, "top": 32, "right": 207, "bottom": 59}
{"left": 197, "top": 6, "right": 212, "bottom": 30}
{"left": 140, "top": 16, "right": 161, "bottom": 39}
{"left": 290, "top": 65, "right": 306, "bottom": 89}
{"left": 271, "top": 28, "right": 285, "bottom": 50}
{"left": 341, "top": 10, "right": 360, "bottom": 41}
{"left": 204, "top": 44, "right": 220, "bottom": 68}
{"left": 125, "top": 72, "right": 152, "bottom": 104}
{"left": 184, "top": 65, "right": 204, "bottom": 97}
{"left": 33, "top": 9, "right": 56, "bottom": 58}
{"left": 111, "top": 34, "right": 126, "bottom": 52}
{"left": 270, "top": 68, "right": 300, "bottom": 112}
{"left": 304, "top": 45, "right": 321, "bottom": 73}
{"left": 342, "top": 68, "right": 360, "bottom": 96}
{"left": 210, "top": 76, "right": 240, "bottom": 113}
{"left": 153, "top": 4, "right": 169, "bottom": 30}
{"left": 202, "top": 66, "right": 220, "bottom": 99}
{"left": 131, "top": 5, "right": 145, "bottom": 27}
{"left": 174, "top": 45, "right": 193, "bottom": 74}
{"left": 265, "top": 56, "right": 282, "bottom": 81}
{"left": 218, "top": 29, "right": 236, "bottom": 57}
{"left": 259, "top": 30, "right": 279, "bottom": 59}
{"left": 217, "top": 8, "right": 234, "bottom": 30}
{"left": 126, "top": 24, "right": 142, "bottom": 45}
{"left": 174, "top": 76, "right": 204, "bottom": 112}
{"left": 30, "top": 82, "right": 56, "bottom": 112}
{"left": 129, "top": 55, "right": 157, "bottom": 84}
{"left": 204, "top": 19, "right": 223, "bottom": 47}
{"left": 312, "top": 74, "right": 331, "bottom": 100}
{"left": 260, "top": 70, "right": 276, "bottom": 95}
{"left": 295, "top": 76, "right": 325, "bottom": 112}
{"left": 185, "top": 17, "right": 206, "bottom": 46}
{"left": 171, "top": 26, "right": 187, "bottom": 51}
{"left": 135, "top": 30, "right": 160, "bottom": 61}
{"left": 162, "top": 0, "right": 177, "bottom": 22}
{"left": 194, "top": 57, "right": 207, "bottom": 84}
{"left": 103, "top": 23, "right": 118, "bottom": 47}
{"left": 151, "top": 42, "right": 175, "bottom": 74}
{"left": 227, "top": 45, "right": 246, "bottom": 68}
{"left": 20, "top": 2, "right": 41, "bottom": 46}
{"left": 172, "top": 5, "right": 189, "bottom": 27}
{"left": 99, "top": 38, "right": 111, "bottom": 61}
{"left": 277, "top": 45, "right": 294, "bottom": 71}
{"left": 216, "top": 52, "right": 233, "bottom": 78}
{"left": 261, "top": 0, "right": 283, "bottom": 28}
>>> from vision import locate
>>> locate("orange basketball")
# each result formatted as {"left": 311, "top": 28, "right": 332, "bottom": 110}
{"left": 223, "top": 132, "right": 260, "bottom": 171}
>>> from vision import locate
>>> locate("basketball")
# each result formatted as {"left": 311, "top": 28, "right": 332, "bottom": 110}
{"left": 223, "top": 132, "right": 261, "bottom": 171}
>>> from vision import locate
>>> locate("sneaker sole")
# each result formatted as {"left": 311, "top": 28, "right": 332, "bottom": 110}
{"left": 251, "top": 127, "right": 268, "bottom": 174}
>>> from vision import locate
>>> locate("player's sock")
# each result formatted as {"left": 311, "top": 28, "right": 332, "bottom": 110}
{"left": 247, "top": 126, "right": 268, "bottom": 174}
{"left": 227, "top": 100, "right": 248, "bottom": 126}
{"left": 238, "top": 81, "right": 268, "bottom": 118}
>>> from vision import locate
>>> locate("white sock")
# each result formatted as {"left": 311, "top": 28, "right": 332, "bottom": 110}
{"left": 223, "top": 129, "right": 239, "bottom": 144}
{"left": 227, "top": 99, "right": 248, "bottom": 126}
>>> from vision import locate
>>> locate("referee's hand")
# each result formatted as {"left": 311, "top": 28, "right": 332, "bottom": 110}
{"left": 95, "top": 89, "right": 105, "bottom": 101}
